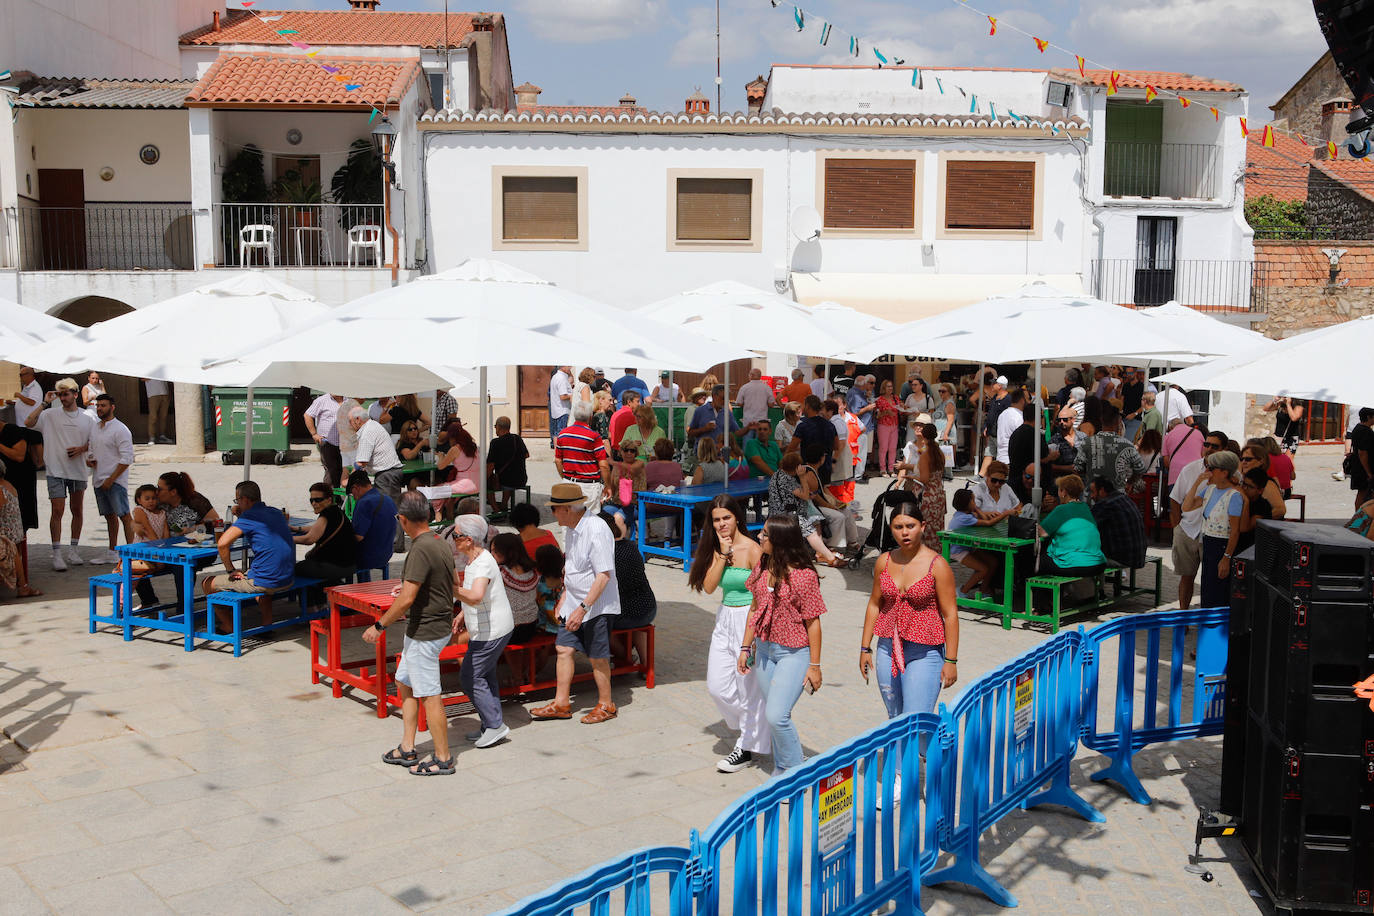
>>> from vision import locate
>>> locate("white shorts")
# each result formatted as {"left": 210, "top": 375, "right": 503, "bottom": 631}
{"left": 394, "top": 634, "right": 451, "bottom": 698}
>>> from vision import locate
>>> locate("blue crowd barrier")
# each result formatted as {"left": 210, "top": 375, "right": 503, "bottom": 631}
{"left": 924, "top": 629, "right": 1102, "bottom": 908}
{"left": 502, "top": 607, "right": 1233, "bottom": 914}
{"left": 1080, "top": 607, "right": 1230, "bottom": 805}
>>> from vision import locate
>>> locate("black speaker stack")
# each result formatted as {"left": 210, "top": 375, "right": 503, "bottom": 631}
{"left": 1221, "top": 519, "right": 1374, "bottom": 912}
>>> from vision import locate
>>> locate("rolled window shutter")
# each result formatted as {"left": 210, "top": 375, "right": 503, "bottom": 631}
{"left": 676, "top": 178, "right": 752, "bottom": 241}
{"left": 824, "top": 159, "right": 916, "bottom": 228}
{"left": 502, "top": 176, "right": 579, "bottom": 240}
{"left": 944, "top": 161, "right": 1035, "bottom": 230}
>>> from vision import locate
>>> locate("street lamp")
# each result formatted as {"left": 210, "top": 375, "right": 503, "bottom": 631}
{"left": 370, "top": 116, "right": 398, "bottom": 188}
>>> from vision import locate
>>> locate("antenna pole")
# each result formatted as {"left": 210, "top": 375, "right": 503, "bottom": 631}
{"left": 715, "top": 0, "right": 722, "bottom": 112}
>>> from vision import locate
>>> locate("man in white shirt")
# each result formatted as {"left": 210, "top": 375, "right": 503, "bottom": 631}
{"left": 26, "top": 378, "right": 94, "bottom": 570}
{"left": 89, "top": 394, "right": 135, "bottom": 563}
{"left": 530, "top": 483, "right": 621, "bottom": 724}
{"left": 349, "top": 407, "right": 405, "bottom": 551}
{"left": 143, "top": 378, "right": 172, "bottom": 444}
{"left": 12, "top": 367, "right": 43, "bottom": 427}
{"left": 736, "top": 368, "right": 776, "bottom": 439}
{"left": 304, "top": 393, "right": 345, "bottom": 487}
{"left": 995, "top": 389, "right": 1027, "bottom": 464}
{"left": 548, "top": 366, "right": 573, "bottom": 447}
{"left": 649, "top": 370, "right": 682, "bottom": 404}
{"left": 1159, "top": 385, "right": 1193, "bottom": 428}
{"left": 809, "top": 364, "right": 830, "bottom": 400}
{"left": 1169, "top": 428, "right": 1226, "bottom": 610}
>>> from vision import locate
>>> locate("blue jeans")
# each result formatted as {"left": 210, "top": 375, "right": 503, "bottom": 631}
{"left": 1123, "top": 418, "right": 1142, "bottom": 445}
{"left": 874, "top": 638, "right": 945, "bottom": 719}
{"left": 753, "top": 641, "right": 811, "bottom": 774}
{"left": 549, "top": 412, "right": 568, "bottom": 445}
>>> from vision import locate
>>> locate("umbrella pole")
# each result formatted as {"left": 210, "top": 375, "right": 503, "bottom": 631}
{"left": 478, "top": 367, "right": 488, "bottom": 515}
{"left": 242, "top": 385, "right": 254, "bottom": 483}
{"left": 430, "top": 388, "right": 439, "bottom": 460}
{"left": 1159, "top": 361, "right": 1171, "bottom": 520}
{"left": 1032, "top": 360, "right": 1042, "bottom": 508}
{"left": 723, "top": 362, "right": 730, "bottom": 493}
{"left": 974, "top": 364, "right": 986, "bottom": 473}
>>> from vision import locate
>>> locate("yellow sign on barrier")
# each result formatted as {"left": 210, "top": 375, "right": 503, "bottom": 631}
{"left": 817, "top": 764, "right": 856, "bottom": 855}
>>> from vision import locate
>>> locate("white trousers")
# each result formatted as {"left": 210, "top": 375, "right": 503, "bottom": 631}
{"left": 707, "top": 603, "right": 771, "bottom": 754}
{"left": 855, "top": 430, "right": 872, "bottom": 475}
{"left": 818, "top": 505, "right": 860, "bottom": 550}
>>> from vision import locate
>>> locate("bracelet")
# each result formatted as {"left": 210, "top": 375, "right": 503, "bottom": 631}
{"left": 944, "top": 657, "right": 957, "bottom": 664}
{"left": 808, "top": 663, "right": 822, "bottom": 669}
{"left": 739, "top": 645, "right": 752, "bottom": 651}
{"left": 859, "top": 647, "right": 872, "bottom": 653}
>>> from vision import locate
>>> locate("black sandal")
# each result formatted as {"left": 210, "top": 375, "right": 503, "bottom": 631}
{"left": 381, "top": 745, "right": 418, "bottom": 766}
{"left": 409, "top": 755, "right": 456, "bottom": 776}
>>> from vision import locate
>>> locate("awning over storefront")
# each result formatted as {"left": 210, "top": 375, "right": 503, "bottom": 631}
{"left": 791, "top": 272, "right": 1086, "bottom": 323}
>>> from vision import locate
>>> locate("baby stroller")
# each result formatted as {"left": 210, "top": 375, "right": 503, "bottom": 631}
{"left": 855, "top": 479, "right": 921, "bottom": 566}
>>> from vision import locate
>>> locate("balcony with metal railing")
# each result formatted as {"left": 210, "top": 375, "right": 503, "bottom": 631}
{"left": 6, "top": 204, "right": 195, "bottom": 270}
{"left": 213, "top": 203, "right": 386, "bottom": 268}
{"left": 1089, "top": 259, "right": 1267, "bottom": 313}
{"left": 1101, "top": 142, "right": 1222, "bottom": 200}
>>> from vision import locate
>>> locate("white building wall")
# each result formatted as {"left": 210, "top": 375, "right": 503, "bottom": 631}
{"left": 22, "top": 109, "right": 192, "bottom": 203}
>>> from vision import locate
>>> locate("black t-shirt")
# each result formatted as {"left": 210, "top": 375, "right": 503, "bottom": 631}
{"left": 1120, "top": 380, "right": 1143, "bottom": 416}
{"left": 831, "top": 375, "right": 855, "bottom": 397}
{"left": 1007, "top": 423, "right": 1038, "bottom": 497}
{"left": 984, "top": 394, "right": 1011, "bottom": 436}
{"left": 1273, "top": 399, "right": 1306, "bottom": 438}
{"left": 1351, "top": 423, "right": 1374, "bottom": 487}
{"left": 0, "top": 422, "right": 39, "bottom": 531}
{"left": 793, "top": 415, "right": 838, "bottom": 481}
{"left": 304, "top": 505, "right": 356, "bottom": 568}
{"left": 487, "top": 433, "right": 529, "bottom": 487}
{"left": 388, "top": 404, "right": 415, "bottom": 435}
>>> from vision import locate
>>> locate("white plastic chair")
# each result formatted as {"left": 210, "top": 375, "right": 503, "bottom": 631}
{"left": 346, "top": 224, "right": 383, "bottom": 267}
{"left": 238, "top": 224, "right": 275, "bottom": 267}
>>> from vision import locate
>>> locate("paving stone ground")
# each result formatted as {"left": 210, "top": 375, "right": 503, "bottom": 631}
{"left": 2, "top": 440, "right": 1354, "bottom": 913}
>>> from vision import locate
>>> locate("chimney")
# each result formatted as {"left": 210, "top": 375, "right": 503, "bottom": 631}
{"left": 515, "top": 81, "right": 541, "bottom": 108}
{"left": 1318, "top": 97, "right": 1353, "bottom": 159}
{"left": 619, "top": 92, "right": 637, "bottom": 108}
{"left": 212, "top": 10, "right": 220, "bottom": 31}
{"left": 471, "top": 13, "right": 494, "bottom": 32}
{"left": 685, "top": 87, "right": 710, "bottom": 115}
{"left": 348, "top": 0, "right": 380, "bottom": 9}
{"left": 745, "top": 74, "right": 768, "bottom": 115}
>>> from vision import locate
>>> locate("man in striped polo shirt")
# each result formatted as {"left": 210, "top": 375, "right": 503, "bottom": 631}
{"left": 553, "top": 401, "right": 609, "bottom": 511}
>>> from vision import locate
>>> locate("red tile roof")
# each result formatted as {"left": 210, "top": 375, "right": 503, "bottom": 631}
{"left": 1077, "top": 69, "right": 1241, "bottom": 93}
{"left": 1313, "top": 155, "right": 1374, "bottom": 204}
{"left": 181, "top": 9, "right": 476, "bottom": 48}
{"left": 185, "top": 54, "right": 419, "bottom": 109}
{"left": 1246, "top": 130, "right": 1315, "bottom": 203}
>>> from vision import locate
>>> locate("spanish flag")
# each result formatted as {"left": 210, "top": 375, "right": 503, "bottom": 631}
{"left": 1033, "top": 37, "right": 1048, "bottom": 53}
{"left": 1107, "top": 71, "right": 1120, "bottom": 95}
{"left": 1144, "top": 85, "right": 1157, "bottom": 102}
{"left": 1209, "top": 106, "right": 1219, "bottom": 121}
{"left": 1328, "top": 140, "right": 1338, "bottom": 159}
{"left": 988, "top": 16, "right": 997, "bottom": 36}
{"left": 1239, "top": 117, "right": 1249, "bottom": 137}
{"left": 1178, "top": 96, "right": 1191, "bottom": 109}
{"left": 1075, "top": 55, "right": 1085, "bottom": 77}
{"left": 1261, "top": 125, "right": 1275, "bottom": 147}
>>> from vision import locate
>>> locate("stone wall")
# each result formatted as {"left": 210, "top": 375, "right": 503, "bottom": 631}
{"left": 1308, "top": 171, "right": 1374, "bottom": 240}
{"left": 1271, "top": 52, "right": 1348, "bottom": 140}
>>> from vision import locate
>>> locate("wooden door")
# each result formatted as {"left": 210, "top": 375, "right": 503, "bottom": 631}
{"left": 520, "top": 365, "right": 554, "bottom": 437}
{"left": 37, "top": 169, "right": 86, "bottom": 269}
{"left": 1104, "top": 102, "right": 1163, "bottom": 197}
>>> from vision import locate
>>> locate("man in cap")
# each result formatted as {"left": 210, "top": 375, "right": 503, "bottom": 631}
{"left": 26, "top": 377, "right": 94, "bottom": 570}
{"left": 591, "top": 368, "right": 614, "bottom": 397}
{"left": 530, "top": 483, "right": 621, "bottom": 724}
{"left": 649, "top": 371, "right": 682, "bottom": 404}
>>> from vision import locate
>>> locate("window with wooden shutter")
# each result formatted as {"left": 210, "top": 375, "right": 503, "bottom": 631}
{"left": 501, "top": 175, "right": 579, "bottom": 240}
{"left": 824, "top": 159, "right": 916, "bottom": 229}
{"left": 943, "top": 161, "right": 1036, "bottom": 230}
{"left": 675, "top": 177, "right": 752, "bottom": 241}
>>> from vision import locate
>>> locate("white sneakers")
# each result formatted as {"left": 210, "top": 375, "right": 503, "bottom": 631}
{"left": 91, "top": 549, "right": 118, "bottom": 564}
{"left": 64, "top": 545, "right": 84, "bottom": 566}
{"left": 717, "top": 745, "right": 753, "bottom": 773}
{"left": 473, "top": 724, "right": 510, "bottom": 748}
{"left": 51, "top": 548, "right": 67, "bottom": 572}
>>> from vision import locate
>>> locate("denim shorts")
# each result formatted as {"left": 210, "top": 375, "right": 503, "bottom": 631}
{"left": 394, "top": 633, "right": 451, "bottom": 698}
{"left": 46, "top": 475, "right": 87, "bottom": 499}
{"left": 93, "top": 483, "right": 129, "bottom": 518}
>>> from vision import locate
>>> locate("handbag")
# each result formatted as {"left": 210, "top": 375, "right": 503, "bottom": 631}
{"left": 1007, "top": 516, "right": 1037, "bottom": 540}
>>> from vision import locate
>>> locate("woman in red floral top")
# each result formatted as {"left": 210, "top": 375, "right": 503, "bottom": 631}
{"left": 874, "top": 379, "right": 901, "bottom": 476}
{"left": 860, "top": 498, "right": 959, "bottom": 723}
{"left": 736, "top": 514, "right": 827, "bottom": 775}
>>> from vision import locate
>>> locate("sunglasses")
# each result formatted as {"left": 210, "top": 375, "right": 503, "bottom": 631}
{"left": 309, "top": 495, "right": 331, "bottom": 503}
{"left": 1202, "top": 442, "right": 1222, "bottom": 450}
{"left": 988, "top": 477, "right": 1007, "bottom": 484}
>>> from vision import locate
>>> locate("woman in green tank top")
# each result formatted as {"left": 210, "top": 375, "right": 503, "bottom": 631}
{"left": 689, "top": 495, "right": 770, "bottom": 774}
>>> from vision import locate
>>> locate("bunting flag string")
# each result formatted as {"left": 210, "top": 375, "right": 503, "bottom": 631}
{"left": 1239, "top": 118, "right": 1249, "bottom": 137}
{"left": 1178, "top": 96, "right": 1191, "bottom": 109}
{"left": 1033, "top": 37, "right": 1048, "bottom": 53}
{"left": 1261, "top": 125, "right": 1275, "bottom": 147}
{"left": 819, "top": 22, "right": 831, "bottom": 45}
{"left": 987, "top": 16, "right": 997, "bottom": 36}
{"left": 1075, "top": 54, "right": 1085, "bottom": 77}
{"left": 1144, "top": 85, "right": 1157, "bottom": 103}
{"left": 1106, "top": 71, "right": 1119, "bottom": 96}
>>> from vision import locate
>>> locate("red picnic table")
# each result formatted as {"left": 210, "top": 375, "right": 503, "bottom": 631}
{"left": 310, "top": 579, "right": 656, "bottom": 721}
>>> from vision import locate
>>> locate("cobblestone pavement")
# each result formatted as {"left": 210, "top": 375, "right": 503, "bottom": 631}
{"left": 3, "top": 441, "right": 1351, "bottom": 913}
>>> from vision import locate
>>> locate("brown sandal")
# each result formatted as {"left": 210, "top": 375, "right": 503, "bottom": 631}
{"left": 580, "top": 702, "right": 618, "bottom": 724}
{"left": 529, "top": 701, "right": 572, "bottom": 720}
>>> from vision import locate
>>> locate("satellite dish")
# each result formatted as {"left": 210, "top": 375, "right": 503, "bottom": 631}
{"left": 790, "top": 206, "right": 822, "bottom": 242}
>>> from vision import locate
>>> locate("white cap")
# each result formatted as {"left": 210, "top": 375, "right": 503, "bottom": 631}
{"left": 995, "top": 375, "right": 1009, "bottom": 386}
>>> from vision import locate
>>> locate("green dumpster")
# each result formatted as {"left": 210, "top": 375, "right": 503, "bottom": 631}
{"left": 213, "top": 387, "right": 293, "bottom": 466}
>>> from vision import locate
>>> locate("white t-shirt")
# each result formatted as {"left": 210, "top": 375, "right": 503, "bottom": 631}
{"left": 901, "top": 440, "right": 920, "bottom": 468}
{"left": 651, "top": 382, "right": 680, "bottom": 402}
{"left": 549, "top": 371, "right": 572, "bottom": 419}
{"left": 1170, "top": 458, "right": 1207, "bottom": 540}
{"left": 144, "top": 379, "right": 170, "bottom": 398}
{"left": 974, "top": 480, "right": 1019, "bottom": 515}
{"left": 996, "top": 407, "right": 1021, "bottom": 463}
{"left": 561, "top": 510, "right": 620, "bottom": 620}
{"left": 1161, "top": 389, "right": 1193, "bottom": 425}
{"left": 90, "top": 416, "right": 134, "bottom": 490}
{"left": 810, "top": 377, "right": 829, "bottom": 400}
{"left": 736, "top": 379, "right": 776, "bottom": 425}
{"left": 461, "top": 549, "right": 514, "bottom": 642}
{"left": 354, "top": 419, "right": 402, "bottom": 472}
{"left": 829, "top": 414, "right": 853, "bottom": 481}
{"left": 14, "top": 380, "right": 43, "bottom": 426}
{"left": 32, "top": 405, "right": 94, "bottom": 480}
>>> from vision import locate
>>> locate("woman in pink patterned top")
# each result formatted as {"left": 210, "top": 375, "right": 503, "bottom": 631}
{"left": 860, "top": 498, "right": 959, "bottom": 723}
{"left": 736, "top": 514, "right": 827, "bottom": 775}
{"left": 873, "top": 379, "right": 901, "bottom": 475}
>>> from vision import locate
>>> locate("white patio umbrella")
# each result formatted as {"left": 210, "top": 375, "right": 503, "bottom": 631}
{"left": 1156, "top": 314, "right": 1374, "bottom": 406}
{"left": 810, "top": 301, "right": 898, "bottom": 368}
{"left": 0, "top": 296, "right": 79, "bottom": 360}
{"left": 12, "top": 272, "right": 338, "bottom": 480}
{"left": 848, "top": 282, "right": 1205, "bottom": 503}
{"left": 211, "top": 259, "right": 750, "bottom": 508}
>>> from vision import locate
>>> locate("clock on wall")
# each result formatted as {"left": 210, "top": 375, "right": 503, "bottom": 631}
{"left": 139, "top": 144, "right": 160, "bottom": 165}
{"left": 286, "top": 128, "right": 303, "bottom": 145}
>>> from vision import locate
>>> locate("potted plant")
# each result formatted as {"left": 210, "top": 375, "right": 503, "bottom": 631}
{"left": 221, "top": 145, "right": 268, "bottom": 263}
{"left": 329, "top": 139, "right": 383, "bottom": 233}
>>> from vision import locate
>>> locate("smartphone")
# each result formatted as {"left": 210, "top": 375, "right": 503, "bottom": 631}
{"left": 804, "top": 681, "right": 815, "bottom": 695}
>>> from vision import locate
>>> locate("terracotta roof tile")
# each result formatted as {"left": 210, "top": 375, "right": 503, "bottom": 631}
{"left": 1077, "top": 69, "right": 1241, "bottom": 93}
{"left": 181, "top": 9, "right": 475, "bottom": 48}
{"left": 1313, "top": 155, "right": 1374, "bottom": 204}
{"left": 185, "top": 54, "right": 419, "bottom": 108}
{"left": 1245, "top": 130, "right": 1314, "bottom": 203}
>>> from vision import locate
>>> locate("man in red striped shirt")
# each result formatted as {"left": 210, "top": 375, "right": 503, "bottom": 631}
{"left": 554, "top": 401, "right": 610, "bottom": 511}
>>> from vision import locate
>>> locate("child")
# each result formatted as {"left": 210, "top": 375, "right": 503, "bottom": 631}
{"left": 490, "top": 533, "right": 541, "bottom": 643}
{"left": 128, "top": 484, "right": 169, "bottom": 610}
{"left": 948, "top": 488, "right": 1001, "bottom": 598}
{"left": 533, "top": 543, "right": 565, "bottom": 635}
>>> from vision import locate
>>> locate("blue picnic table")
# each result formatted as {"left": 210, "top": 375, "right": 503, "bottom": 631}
{"left": 113, "top": 536, "right": 225, "bottom": 651}
{"left": 635, "top": 478, "right": 770, "bottom": 571}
